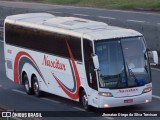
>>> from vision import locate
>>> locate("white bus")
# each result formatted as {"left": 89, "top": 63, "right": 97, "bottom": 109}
{"left": 4, "top": 13, "right": 158, "bottom": 110}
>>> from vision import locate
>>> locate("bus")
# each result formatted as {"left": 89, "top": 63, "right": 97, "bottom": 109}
{"left": 4, "top": 13, "right": 158, "bottom": 110}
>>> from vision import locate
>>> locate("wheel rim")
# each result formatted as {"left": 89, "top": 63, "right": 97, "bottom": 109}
{"left": 33, "top": 81, "right": 39, "bottom": 94}
{"left": 82, "top": 93, "right": 88, "bottom": 109}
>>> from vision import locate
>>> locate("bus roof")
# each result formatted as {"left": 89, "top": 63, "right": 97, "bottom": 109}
{"left": 5, "top": 13, "right": 142, "bottom": 40}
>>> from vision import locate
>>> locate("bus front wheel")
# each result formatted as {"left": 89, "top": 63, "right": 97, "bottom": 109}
{"left": 81, "top": 90, "right": 92, "bottom": 111}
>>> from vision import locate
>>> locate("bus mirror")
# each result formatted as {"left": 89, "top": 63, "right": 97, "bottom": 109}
{"left": 92, "top": 55, "right": 100, "bottom": 70}
{"left": 152, "top": 51, "right": 158, "bottom": 65}
{"left": 148, "top": 51, "right": 158, "bottom": 65}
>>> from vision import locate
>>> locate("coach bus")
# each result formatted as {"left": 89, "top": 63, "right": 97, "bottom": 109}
{"left": 4, "top": 13, "right": 158, "bottom": 110}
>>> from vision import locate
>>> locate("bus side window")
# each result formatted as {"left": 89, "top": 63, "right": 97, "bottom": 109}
{"left": 83, "top": 40, "right": 98, "bottom": 90}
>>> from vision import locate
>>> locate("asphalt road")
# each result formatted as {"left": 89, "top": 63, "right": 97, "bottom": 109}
{"left": 0, "top": 1, "right": 160, "bottom": 120}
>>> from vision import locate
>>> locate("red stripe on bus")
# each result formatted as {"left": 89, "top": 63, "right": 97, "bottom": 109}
{"left": 52, "top": 41, "right": 81, "bottom": 99}
{"left": 14, "top": 51, "right": 47, "bottom": 86}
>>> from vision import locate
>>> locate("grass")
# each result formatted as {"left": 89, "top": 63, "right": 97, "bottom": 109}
{"left": 34, "top": 0, "right": 160, "bottom": 9}
{"left": 6, "top": 0, "right": 160, "bottom": 10}
{"left": 0, "top": 118, "right": 5, "bottom": 120}
{"left": 7, "top": 0, "right": 160, "bottom": 10}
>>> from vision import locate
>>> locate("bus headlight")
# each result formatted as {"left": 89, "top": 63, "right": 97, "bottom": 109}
{"left": 143, "top": 87, "right": 152, "bottom": 93}
{"left": 99, "top": 92, "right": 113, "bottom": 97}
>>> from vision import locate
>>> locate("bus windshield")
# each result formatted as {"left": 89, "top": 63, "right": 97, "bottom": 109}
{"left": 95, "top": 37, "right": 151, "bottom": 89}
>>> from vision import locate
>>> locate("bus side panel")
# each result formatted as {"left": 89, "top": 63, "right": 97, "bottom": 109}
{"left": 5, "top": 44, "right": 14, "bottom": 82}
{"left": 7, "top": 45, "right": 87, "bottom": 101}
{"left": 40, "top": 55, "right": 87, "bottom": 101}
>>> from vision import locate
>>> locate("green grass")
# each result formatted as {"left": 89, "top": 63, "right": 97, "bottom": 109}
{"left": 5, "top": 0, "right": 160, "bottom": 9}
{"left": 40, "top": 0, "right": 160, "bottom": 9}
{"left": 0, "top": 118, "right": 5, "bottom": 120}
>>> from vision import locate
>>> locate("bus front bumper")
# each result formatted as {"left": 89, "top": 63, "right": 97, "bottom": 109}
{"left": 98, "top": 91, "right": 152, "bottom": 108}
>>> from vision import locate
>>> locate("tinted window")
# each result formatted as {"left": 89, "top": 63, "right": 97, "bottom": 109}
{"left": 5, "top": 23, "right": 82, "bottom": 61}
{"left": 68, "top": 37, "right": 82, "bottom": 61}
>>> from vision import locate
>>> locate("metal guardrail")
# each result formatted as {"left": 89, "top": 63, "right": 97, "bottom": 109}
{"left": 0, "top": 26, "right": 4, "bottom": 40}
{"left": 0, "top": 19, "right": 4, "bottom": 27}
{"left": 0, "top": 27, "right": 3, "bottom": 30}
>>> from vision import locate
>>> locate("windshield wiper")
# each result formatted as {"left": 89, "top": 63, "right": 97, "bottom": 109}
{"left": 126, "top": 63, "right": 139, "bottom": 85}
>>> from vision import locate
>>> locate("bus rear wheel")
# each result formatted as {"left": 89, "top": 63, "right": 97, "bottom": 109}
{"left": 81, "top": 90, "right": 92, "bottom": 111}
{"left": 33, "top": 76, "right": 42, "bottom": 97}
{"left": 23, "top": 74, "right": 33, "bottom": 95}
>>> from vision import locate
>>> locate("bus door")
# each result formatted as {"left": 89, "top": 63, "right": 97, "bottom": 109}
{"left": 83, "top": 39, "right": 99, "bottom": 107}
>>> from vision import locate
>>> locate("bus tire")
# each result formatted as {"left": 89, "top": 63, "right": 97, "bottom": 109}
{"left": 81, "top": 90, "right": 92, "bottom": 111}
{"left": 23, "top": 74, "right": 33, "bottom": 95}
{"left": 33, "top": 76, "right": 42, "bottom": 97}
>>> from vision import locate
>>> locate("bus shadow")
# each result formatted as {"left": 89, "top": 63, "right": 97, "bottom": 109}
{"left": 42, "top": 92, "right": 81, "bottom": 107}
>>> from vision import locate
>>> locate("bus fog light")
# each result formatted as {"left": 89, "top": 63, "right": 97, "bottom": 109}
{"left": 99, "top": 92, "right": 113, "bottom": 97}
{"left": 104, "top": 104, "right": 109, "bottom": 108}
{"left": 142, "top": 87, "right": 152, "bottom": 93}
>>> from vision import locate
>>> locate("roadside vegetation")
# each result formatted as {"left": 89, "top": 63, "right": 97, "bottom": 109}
{"left": 15, "top": 0, "right": 160, "bottom": 10}
{"left": 0, "top": 118, "right": 5, "bottom": 120}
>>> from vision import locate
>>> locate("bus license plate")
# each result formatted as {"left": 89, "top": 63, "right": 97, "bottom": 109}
{"left": 124, "top": 99, "right": 133, "bottom": 103}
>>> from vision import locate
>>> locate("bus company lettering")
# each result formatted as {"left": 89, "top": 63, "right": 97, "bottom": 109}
{"left": 119, "top": 88, "right": 138, "bottom": 93}
{"left": 42, "top": 55, "right": 66, "bottom": 71}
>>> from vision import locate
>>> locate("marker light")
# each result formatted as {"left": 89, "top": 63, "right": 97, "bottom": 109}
{"left": 142, "top": 87, "right": 152, "bottom": 93}
{"left": 99, "top": 92, "right": 113, "bottom": 97}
